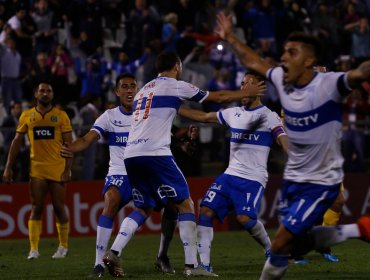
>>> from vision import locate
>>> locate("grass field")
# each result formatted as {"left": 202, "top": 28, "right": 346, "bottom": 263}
{"left": 1, "top": 231, "right": 370, "bottom": 279}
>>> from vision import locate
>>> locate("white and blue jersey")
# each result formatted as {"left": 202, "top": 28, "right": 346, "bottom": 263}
{"left": 124, "top": 77, "right": 208, "bottom": 208}
{"left": 267, "top": 67, "right": 351, "bottom": 235}
{"left": 91, "top": 106, "right": 132, "bottom": 204}
{"left": 124, "top": 77, "right": 208, "bottom": 158}
{"left": 217, "top": 105, "right": 285, "bottom": 187}
{"left": 267, "top": 67, "right": 351, "bottom": 185}
{"left": 200, "top": 105, "right": 285, "bottom": 222}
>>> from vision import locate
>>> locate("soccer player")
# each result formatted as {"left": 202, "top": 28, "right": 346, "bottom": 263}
{"left": 102, "top": 51, "right": 265, "bottom": 277}
{"left": 60, "top": 73, "right": 177, "bottom": 277}
{"left": 216, "top": 12, "right": 370, "bottom": 279}
{"left": 178, "top": 71, "right": 288, "bottom": 274}
{"left": 3, "top": 82, "right": 73, "bottom": 260}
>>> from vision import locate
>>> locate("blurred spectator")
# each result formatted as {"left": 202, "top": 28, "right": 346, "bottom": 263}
{"left": 172, "top": 0, "right": 196, "bottom": 33}
{"left": 110, "top": 48, "right": 148, "bottom": 79}
{"left": 142, "top": 38, "right": 162, "bottom": 83}
{"left": 23, "top": 52, "right": 52, "bottom": 102}
{"left": 47, "top": 44, "right": 73, "bottom": 104}
{"left": 31, "top": 0, "right": 57, "bottom": 54}
{"left": 0, "top": 23, "right": 13, "bottom": 44}
{"left": 161, "top": 12, "right": 181, "bottom": 51}
{"left": 0, "top": 36, "right": 22, "bottom": 113}
{"left": 345, "top": 17, "right": 370, "bottom": 61}
{"left": 79, "top": 95, "right": 101, "bottom": 180}
{"left": 2, "top": 101, "right": 29, "bottom": 181}
{"left": 342, "top": 88, "right": 369, "bottom": 172}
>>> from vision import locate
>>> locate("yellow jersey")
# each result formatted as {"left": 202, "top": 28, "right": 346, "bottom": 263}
{"left": 17, "top": 106, "right": 72, "bottom": 181}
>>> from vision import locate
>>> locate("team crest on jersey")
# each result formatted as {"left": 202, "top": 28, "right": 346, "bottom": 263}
{"left": 210, "top": 183, "right": 222, "bottom": 191}
{"left": 30, "top": 112, "right": 36, "bottom": 122}
{"left": 132, "top": 188, "right": 144, "bottom": 203}
{"left": 50, "top": 115, "right": 58, "bottom": 122}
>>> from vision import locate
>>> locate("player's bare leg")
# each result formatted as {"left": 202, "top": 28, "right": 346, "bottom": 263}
{"left": 27, "top": 178, "right": 49, "bottom": 260}
{"left": 50, "top": 181, "right": 69, "bottom": 258}
{"left": 155, "top": 205, "right": 177, "bottom": 274}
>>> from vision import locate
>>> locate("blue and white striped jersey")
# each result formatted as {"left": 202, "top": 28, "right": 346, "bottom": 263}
{"left": 267, "top": 67, "right": 352, "bottom": 185}
{"left": 217, "top": 105, "right": 285, "bottom": 187}
{"left": 125, "top": 76, "right": 208, "bottom": 158}
{"left": 91, "top": 106, "right": 132, "bottom": 176}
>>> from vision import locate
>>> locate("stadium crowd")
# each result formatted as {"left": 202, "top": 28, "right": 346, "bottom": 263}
{"left": 0, "top": 0, "right": 370, "bottom": 181}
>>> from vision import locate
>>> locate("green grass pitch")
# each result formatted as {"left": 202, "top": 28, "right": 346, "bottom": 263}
{"left": 1, "top": 231, "right": 370, "bottom": 279}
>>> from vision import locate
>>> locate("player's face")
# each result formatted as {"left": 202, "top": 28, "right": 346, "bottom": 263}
{"left": 35, "top": 83, "right": 53, "bottom": 105}
{"left": 116, "top": 77, "right": 137, "bottom": 110}
{"left": 280, "top": 41, "right": 312, "bottom": 85}
{"left": 240, "top": 74, "right": 258, "bottom": 108}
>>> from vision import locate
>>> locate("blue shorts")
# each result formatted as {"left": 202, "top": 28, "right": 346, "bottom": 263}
{"left": 103, "top": 175, "right": 133, "bottom": 208}
{"left": 279, "top": 180, "right": 340, "bottom": 236}
{"left": 200, "top": 173, "right": 264, "bottom": 223}
{"left": 124, "top": 156, "right": 190, "bottom": 208}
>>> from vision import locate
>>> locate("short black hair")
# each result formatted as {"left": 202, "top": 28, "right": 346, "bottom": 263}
{"left": 155, "top": 51, "right": 181, "bottom": 73}
{"left": 115, "top": 72, "right": 136, "bottom": 88}
{"left": 286, "top": 32, "right": 321, "bottom": 61}
{"left": 34, "top": 81, "right": 53, "bottom": 93}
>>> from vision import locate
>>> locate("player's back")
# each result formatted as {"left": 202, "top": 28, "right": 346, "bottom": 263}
{"left": 125, "top": 76, "right": 207, "bottom": 158}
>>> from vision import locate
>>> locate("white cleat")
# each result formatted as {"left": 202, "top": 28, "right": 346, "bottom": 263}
{"left": 52, "top": 246, "right": 68, "bottom": 259}
{"left": 183, "top": 266, "right": 219, "bottom": 277}
{"left": 27, "top": 250, "right": 40, "bottom": 260}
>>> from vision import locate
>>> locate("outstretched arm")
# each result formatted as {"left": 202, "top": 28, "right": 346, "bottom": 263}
{"left": 60, "top": 130, "right": 100, "bottom": 158}
{"left": 347, "top": 60, "right": 370, "bottom": 89}
{"left": 178, "top": 107, "right": 219, "bottom": 123}
{"left": 216, "top": 12, "right": 271, "bottom": 76}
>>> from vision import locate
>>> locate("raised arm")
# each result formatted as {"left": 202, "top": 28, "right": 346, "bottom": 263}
{"left": 347, "top": 60, "right": 370, "bottom": 89}
{"left": 178, "top": 107, "right": 219, "bottom": 123}
{"left": 216, "top": 12, "right": 271, "bottom": 76}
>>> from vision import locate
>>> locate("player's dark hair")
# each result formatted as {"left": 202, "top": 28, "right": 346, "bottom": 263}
{"left": 245, "top": 69, "right": 265, "bottom": 82}
{"left": 286, "top": 32, "right": 321, "bottom": 62}
{"left": 116, "top": 72, "right": 136, "bottom": 88}
{"left": 156, "top": 51, "right": 181, "bottom": 73}
{"left": 34, "top": 80, "right": 53, "bottom": 93}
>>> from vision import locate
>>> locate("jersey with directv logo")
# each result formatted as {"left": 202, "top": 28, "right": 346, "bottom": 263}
{"left": 17, "top": 106, "right": 72, "bottom": 181}
{"left": 125, "top": 76, "right": 208, "bottom": 158}
{"left": 217, "top": 105, "right": 285, "bottom": 187}
{"left": 91, "top": 106, "right": 131, "bottom": 176}
{"left": 267, "top": 67, "right": 352, "bottom": 185}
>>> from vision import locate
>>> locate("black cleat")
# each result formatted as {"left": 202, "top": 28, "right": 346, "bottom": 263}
{"left": 89, "top": 264, "right": 104, "bottom": 278}
{"left": 103, "top": 251, "right": 124, "bottom": 277}
{"left": 154, "top": 255, "right": 175, "bottom": 274}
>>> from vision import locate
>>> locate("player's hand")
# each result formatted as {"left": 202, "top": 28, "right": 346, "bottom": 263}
{"left": 61, "top": 170, "right": 71, "bottom": 183}
{"left": 215, "top": 12, "right": 233, "bottom": 40}
{"left": 2, "top": 168, "right": 13, "bottom": 184}
{"left": 242, "top": 80, "right": 266, "bottom": 97}
{"left": 60, "top": 143, "right": 74, "bottom": 158}
{"left": 188, "top": 125, "right": 198, "bottom": 141}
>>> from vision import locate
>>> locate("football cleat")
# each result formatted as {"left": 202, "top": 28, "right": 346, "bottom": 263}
{"left": 154, "top": 255, "right": 175, "bottom": 274}
{"left": 27, "top": 250, "right": 40, "bottom": 260}
{"left": 89, "top": 264, "right": 104, "bottom": 278}
{"left": 288, "top": 256, "right": 308, "bottom": 265}
{"left": 183, "top": 266, "right": 219, "bottom": 277}
{"left": 357, "top": 215, "right": 370, "bottom": 242}
{"left": 199, "top": 262, "right": 214, "bottom": 273}
{"left": 52, "top": 246, "right": 68, "bottom": 259}
{"left": 321, "top": 253, "right": 339, "bottom": 262}
{"left": 103, "top": 250, "right": 124, "bottom": 277}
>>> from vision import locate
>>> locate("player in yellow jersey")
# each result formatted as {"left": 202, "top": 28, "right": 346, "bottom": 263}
{"left": 3, "top": 82, "right": 73, "bottom": 260}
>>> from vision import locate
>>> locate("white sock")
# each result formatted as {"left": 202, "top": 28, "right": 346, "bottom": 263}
{"left": 247, "top": 220, "right": 271, "bottom": 251}
{"left": 310, "top": 224, "right": 360, "bottom": 251}
{"left": 197, "top": 225, "right": 213, "bottom": 266}
{"left": 158, "top": 217, "right": 177, "bottom": 258}
{"left": 179, "top": 220, "right": 197, "bottom": 266}
{"left": 260, "top": 255, "right": 288, "bottom": 280}
{"left": 111, "top": 217, "right": 139, "bottom": 256}
{"left": 95, "top": 226, "right": 112, "bottom": 266}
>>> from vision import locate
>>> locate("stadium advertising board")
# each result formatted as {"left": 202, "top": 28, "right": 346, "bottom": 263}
{"left": 1, "top": 175, "right": 370, "bottom": 239}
